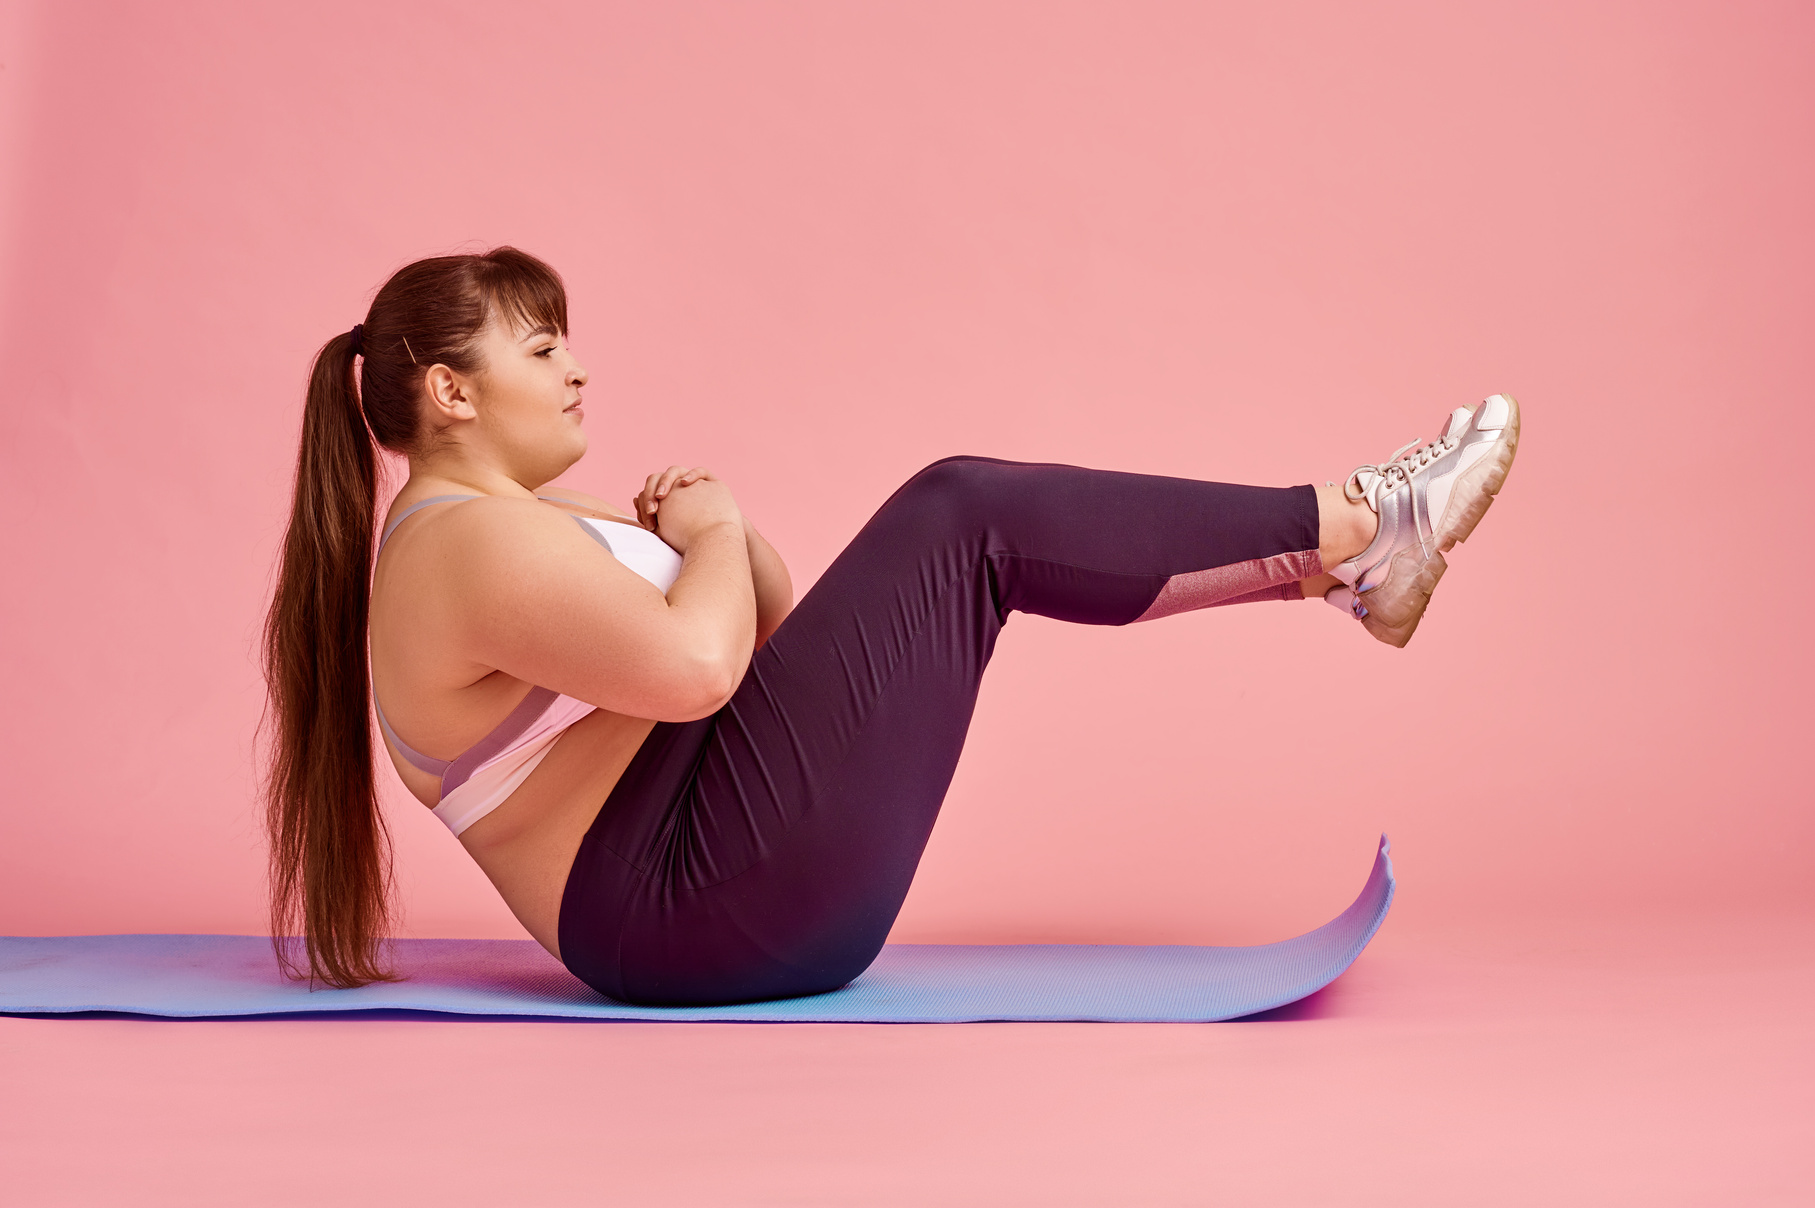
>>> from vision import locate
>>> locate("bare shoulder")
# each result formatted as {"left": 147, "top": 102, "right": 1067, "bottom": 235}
{"left": 421, "top": 495, "right": 617, "bottom": 582}
{"left": 537, "top": 485, "right": 637, "bottom": 521}
{"left": 401, "top": 493, "right": 663, "bottom": 644}
{"left": 377, "top": 494, "right": 621, "bottom": 601}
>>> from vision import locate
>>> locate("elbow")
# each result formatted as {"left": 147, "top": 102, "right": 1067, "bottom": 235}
{"left": 691, "top": 643, "right": 745, "bottom": 712}
{"left": 694, "top": 663, "right": 742, "bottom": 717}
{"left": 655, "top": 649, "right": 744, "bottom": 722}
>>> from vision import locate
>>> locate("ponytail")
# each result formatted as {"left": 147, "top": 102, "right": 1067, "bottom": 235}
{"left": 262, "top": 329, "right": 394, "bottom": 987}
{"left": 261, "top": 247, "right": 568, "bottom": 987}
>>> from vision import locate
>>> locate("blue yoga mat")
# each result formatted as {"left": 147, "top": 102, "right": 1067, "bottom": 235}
{"left": 1, "top": 837, "right": 1391, "bottom": 1023}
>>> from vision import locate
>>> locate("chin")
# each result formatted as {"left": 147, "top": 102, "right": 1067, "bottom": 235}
{"left": 521, "top": 432, "right": 588, "bottom": 484}
{"left": 556, "top": 428, "right": 589, "bottom": 470}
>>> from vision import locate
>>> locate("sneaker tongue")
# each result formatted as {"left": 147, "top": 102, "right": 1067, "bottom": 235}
{"left": 1445, "top": 406, "right": 1474, "bottom": 441}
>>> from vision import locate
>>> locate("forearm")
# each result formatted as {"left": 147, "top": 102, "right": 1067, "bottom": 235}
{"left": 663, "top": 521, "right": 757, "bottom": 700}
{"left": 744, "top": 517, "right": 794, "bottom": 648}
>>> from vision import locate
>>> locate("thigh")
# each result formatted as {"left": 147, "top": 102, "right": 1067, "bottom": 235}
{"left": 559, "top": 474, "right": 1004, "bottom": 1003}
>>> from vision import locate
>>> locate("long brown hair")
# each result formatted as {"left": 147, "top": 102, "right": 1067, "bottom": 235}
{"left": 263, "top": 247, "right": 569, "bottom": 987}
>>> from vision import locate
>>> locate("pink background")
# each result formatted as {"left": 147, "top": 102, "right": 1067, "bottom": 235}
{"left": 3, "top": 0, "right": 1808, "bottom": 944}
{"left": 2, "top": 3, "right": 1810, "bottom": 1203}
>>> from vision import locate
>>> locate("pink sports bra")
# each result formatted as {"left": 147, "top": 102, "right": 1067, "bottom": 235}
{"left": 372, "top": 493, "right": 684, "bottom": 836}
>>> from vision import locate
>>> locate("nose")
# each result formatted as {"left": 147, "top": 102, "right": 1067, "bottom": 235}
{"left": 570, "top": 361, "right": 588, "bottom": 387}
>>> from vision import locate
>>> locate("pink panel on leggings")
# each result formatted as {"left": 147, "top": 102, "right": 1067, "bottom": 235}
{"left": 1208, "top": 580, "right": 1308, "bottom": 609}
{"left": 1133, "top": 550, "right": 1322, "bottom": 622}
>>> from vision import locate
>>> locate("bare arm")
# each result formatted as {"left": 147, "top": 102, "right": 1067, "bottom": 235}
{"left": 436, "top": 488, "right": 756, "bottom": 722}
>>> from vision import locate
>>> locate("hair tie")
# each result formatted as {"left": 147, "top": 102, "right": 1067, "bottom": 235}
{"left": 348, "top": 324, "right": 364, "bottom": 357}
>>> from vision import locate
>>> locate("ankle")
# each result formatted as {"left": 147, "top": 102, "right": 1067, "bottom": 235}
{"left": 1299, "top": 572, "right": 1342, "bottom": 599}
{"left": 1314, "top": 483, "right": 1376, "bottom": 568}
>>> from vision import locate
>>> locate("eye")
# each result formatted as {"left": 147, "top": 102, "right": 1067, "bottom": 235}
{"left": 535, "top": 345, "right": 557, "bottom": 357}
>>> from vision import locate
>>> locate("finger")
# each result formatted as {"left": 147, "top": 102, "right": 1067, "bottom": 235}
{"left": 678, "top": 468, "right": 706, "bottom": 487}
{"left": 656, "top": 465, "right": 689, "bottom": 498}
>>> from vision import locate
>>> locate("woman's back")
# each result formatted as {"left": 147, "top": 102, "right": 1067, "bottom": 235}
{"left": 365, "top": 482, "right": 737, "bottom": 956}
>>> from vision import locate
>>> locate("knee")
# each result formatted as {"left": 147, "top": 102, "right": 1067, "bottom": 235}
{"left": 896, "top": 455, "right": 1009, "bottom": 515}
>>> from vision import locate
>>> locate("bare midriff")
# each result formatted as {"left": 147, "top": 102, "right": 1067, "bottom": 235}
{"left": 384, "top": 707, "right": 656, "bottom": 962}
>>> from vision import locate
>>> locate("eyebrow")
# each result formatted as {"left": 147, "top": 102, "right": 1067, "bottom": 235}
{"left": 518, "top": 324, "right": 561, "bottom": 343}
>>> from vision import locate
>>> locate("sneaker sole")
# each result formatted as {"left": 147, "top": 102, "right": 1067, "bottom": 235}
{"left": 1358, "top": 394, "right": 1521, "bottom": 648}
{"left": 1360, "top": 548, "right": 1447, "bottom": 647}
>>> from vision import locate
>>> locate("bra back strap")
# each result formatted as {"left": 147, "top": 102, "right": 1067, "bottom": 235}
{"left": 378, "top": 494, "right": 483, "bottom": 551}
{"left": 373, "top": 693, "right": 451, "bottom": 778}
{"left": 374, "top": 685, "right": 562, "bottom": 797}
{"left": 440, "top": 686, "right": 560, "bottom": 797}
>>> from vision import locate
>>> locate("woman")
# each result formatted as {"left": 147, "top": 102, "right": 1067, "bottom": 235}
{"left": 264, "top": 247, "right": 1519, "bottom": 1004}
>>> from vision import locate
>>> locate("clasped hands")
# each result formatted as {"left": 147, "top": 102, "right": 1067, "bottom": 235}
{"left": 633, "top": 465, "right": 744, "bottom": 553}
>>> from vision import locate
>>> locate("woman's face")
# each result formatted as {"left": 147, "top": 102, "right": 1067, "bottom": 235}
{"left": 458, "top": 316, "right": 591, "bottom": 484}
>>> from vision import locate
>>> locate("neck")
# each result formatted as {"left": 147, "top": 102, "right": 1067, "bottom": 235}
{"left": 406, "top": 445, "right": 542, "bottom": 500}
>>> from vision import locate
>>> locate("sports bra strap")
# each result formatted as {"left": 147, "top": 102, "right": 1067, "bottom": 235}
{"left": 374, "top": 693, "right": 450, "bottom": 777}
{"left": 378, "top": 493, "right": 482, "bottom": 550}
{"left": 382, "top": 493, "right": 638, "bottom": 552}
{"left": 440, "top": 686, "right": 559, "bottom": 797}
{"left": 374, "top": 685, "right": 561, "bottom": 794}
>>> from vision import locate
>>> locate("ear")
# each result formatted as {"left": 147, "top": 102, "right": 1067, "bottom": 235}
{"left": 422, "top": 363, "right": 478, "bottom": 424}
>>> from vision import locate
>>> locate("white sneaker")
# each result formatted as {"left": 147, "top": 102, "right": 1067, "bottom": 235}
{"left": 1326, "top": 393, "right": 1521, "bottom": 647}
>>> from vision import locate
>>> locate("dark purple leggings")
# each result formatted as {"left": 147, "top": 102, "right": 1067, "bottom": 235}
{"left": 557, "top": 457, "right": 1322, "bottom": 1005}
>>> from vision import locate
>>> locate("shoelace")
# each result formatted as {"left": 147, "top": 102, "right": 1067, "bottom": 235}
{"left": 1343, "top": 433, "right": 1457, "bottom": 512}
